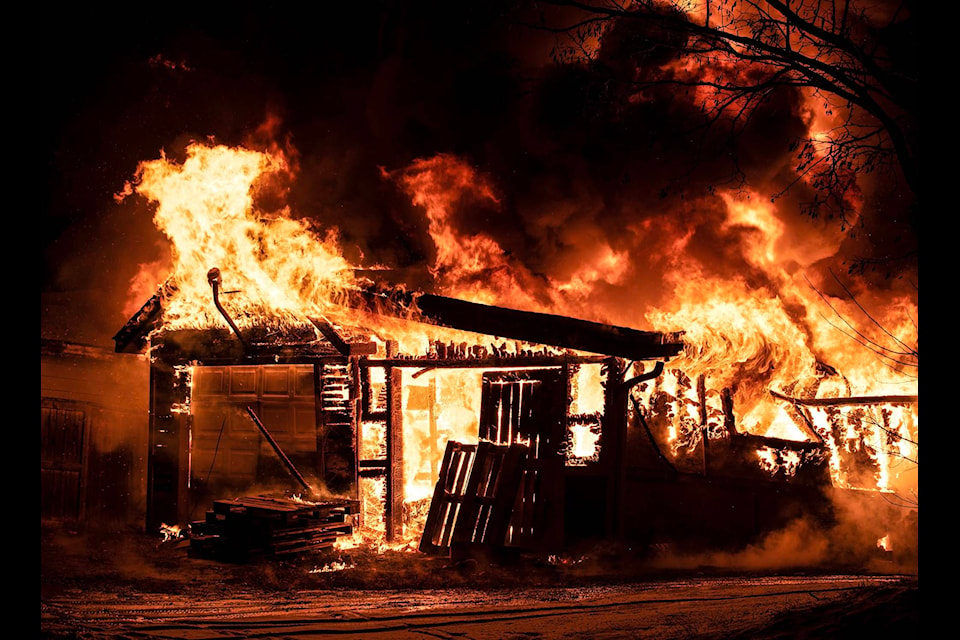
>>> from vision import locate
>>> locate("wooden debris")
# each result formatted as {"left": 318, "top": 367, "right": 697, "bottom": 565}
{"left": 419, "top": 441, "right": 528, "bottom": 557}
{"left": 189, "top": 495, "right": 359, "bottom": 562}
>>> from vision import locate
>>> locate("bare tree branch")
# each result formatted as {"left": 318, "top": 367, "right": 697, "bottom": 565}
{"left": 531, "top": 0, "right": 916, "bottom": 223}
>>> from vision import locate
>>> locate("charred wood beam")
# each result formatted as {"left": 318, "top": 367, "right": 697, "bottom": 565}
{"left": 358, "top": 460, "right": 387, "bottom": 478}
{"left": 245, "top": 406, "right": 314, "bottom": 495}
{"left": 733, "top": 432, "right": 827, "bottom": 453}
{"left": 207, "top": 268, "right": 247, "bottom": 350}
{"left": 384, "top": 341, "right": 404, "bottom": 542}
{"left": 698, "top": 375, "right": 708, "bottom": 476}
{"left": 113, "top": 281, "right": 177, "bottom": 353}
{"left": 361, "top": 355, "right": 610, "bottom": 369}
{"left": 769, "top": 390, "right": 918, "bottom": 407}
{"left": 351, "top": 288, "right": 683, "bottom": 360}
{"left": 149, "top": 329, "right": 347, "bottom": 366}
{"left": 313, "top": 364, "right": 325, "bottom": 496}
{"left": 308, "top": 317, "right": 377, "bottom": 357}
{"left": 146, "top": 361, "right": 190, "bottom": 531}
{"left": 603, "top": 357, "right": 629, "bottom": 539}
{"left": 348, "top": 357, "right": 362, "bottom": 499}
{"left": 721, "top": 388, "right": 738, "bottom": 437}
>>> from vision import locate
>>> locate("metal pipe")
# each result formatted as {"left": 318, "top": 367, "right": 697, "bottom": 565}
{"left": 207, "top": 268, "right": 246, "bottom": 349}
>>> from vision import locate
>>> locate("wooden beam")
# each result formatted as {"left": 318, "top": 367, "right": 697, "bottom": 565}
{"left": 308, "top": 317, "right": 377, "bottom": 356}
{"left": 351, "top": 288, "right": 683, "bottom": 360}
{"left": 384, "top": 341, "right": 404, "bottom": 542}
{"left": 698, "top": 374, "right": 708, "bottom": 476}
{"left": 734, "top": 433, "right": 826, "bottom": 453}
{"left": 313, "top": 363, "right": 325, "bottom": 498}
{"left": 146, "top": 361, "right": 190, "bottom": 532}
{"left": 361, "top": 355, "right": 609, "bottom": 369}
{"left": 769, "top": 390, "right": 918, "bottom": 407}
{"left": 113, "top": 283, "right": 175, "bottom": 354}
{"left": 245, "top": 406, "right": 314, "bottom": 494}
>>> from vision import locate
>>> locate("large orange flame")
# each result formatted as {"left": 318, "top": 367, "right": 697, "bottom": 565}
{"left": 129, "top": 142, "right": 356, "bottom": 332}
{"left": 126, "top": 134, "right": 916, "bottom": 546}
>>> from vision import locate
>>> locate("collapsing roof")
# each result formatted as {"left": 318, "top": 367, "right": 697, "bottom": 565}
{"left": 113, "top": 277, "right": 685, "bottom": 361}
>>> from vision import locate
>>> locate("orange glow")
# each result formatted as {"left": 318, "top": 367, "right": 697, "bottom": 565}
{"left": 877, "top": 534, "right": 891, "bottom": 552}
{"left": 129, "top": 142, "right": 356, "bottom": 332}
{"left": 127, "top": 133, "right": 916, "bottom": 546}
{"left": 158, "top": 523, "right": 183, "bottom": 541}
{"left": 569, "top": 424, "right": 601, "bottom": 458}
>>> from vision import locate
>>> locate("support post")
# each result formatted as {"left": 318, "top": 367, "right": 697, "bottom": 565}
{"left": 602, "top": 358, "right": 629, "bottom": 540}
{"left": 313, "top": 363, "right": 325, "bottom": 496}
{"left": 428, "top": 376, "right": 438, "bottom": 482}
{"left": 385, "top": 341, "right": 404, "bottom": 541}
{"left": 698, "top": 374, "right": 708, "bottom": 476}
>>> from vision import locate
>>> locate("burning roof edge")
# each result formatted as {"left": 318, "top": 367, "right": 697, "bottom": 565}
{"left": 113, "top": 279, "right": 684, "bottom": 361}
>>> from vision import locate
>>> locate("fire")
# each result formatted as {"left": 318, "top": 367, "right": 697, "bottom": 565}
{"left": 309, "top": 559, "right": 355, "bottom": 573}
{"left": 127, "top": 142, "right": 356, "bottom": 332}
{"left": 125, "top": 131, "right": 915, "bottom": 548}
{"left": 158, "top": 522, "right": 183, "bottom": 542}
{"left": 569, "top": 424, "right": 601, "bottom": 458}
{"left": 877, "top": 534, "right": 891, "bottom": 552}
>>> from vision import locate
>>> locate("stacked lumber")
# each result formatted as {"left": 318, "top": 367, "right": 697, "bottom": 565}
{"left": 189, "top": 495, "right": 360, "bottom": 561}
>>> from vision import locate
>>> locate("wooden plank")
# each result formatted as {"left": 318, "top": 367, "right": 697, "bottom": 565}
{"left": 419, "top": 441, "right": 458, "bottom": 554}
{"left": 769, "top": 390, "right": 918, "bottom": 407}
{"left": 451, "top": 442, "right": 496, "bottom": 546}
{"left": 484, "top": 444, "right": 528, "bottom": 546}
{"left": 421, "top": 441, "right": 530, "bottom": 556}
{"left": 348, "top": 287, "right": 684, "bottom": 360}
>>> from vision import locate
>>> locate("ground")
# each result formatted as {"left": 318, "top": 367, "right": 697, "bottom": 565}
{"left": 41, "top": 522, "right": 917, "bottom": 639}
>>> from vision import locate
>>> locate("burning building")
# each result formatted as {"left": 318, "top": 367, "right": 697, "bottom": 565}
{"left": 95, "top": 141, "right": 916, "bottom": 560}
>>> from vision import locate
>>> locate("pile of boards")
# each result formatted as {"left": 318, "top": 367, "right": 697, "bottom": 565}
{"left": 190, "top": 495, "right": 360, "bottom": 561}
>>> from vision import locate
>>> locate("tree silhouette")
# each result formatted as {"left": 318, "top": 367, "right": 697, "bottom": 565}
{"left": 531, "top": 0, "right": 916, "bottom": 229}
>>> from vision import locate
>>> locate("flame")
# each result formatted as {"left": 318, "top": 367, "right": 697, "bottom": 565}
{"left": 129, "top": 142, "right": 356, "bottom": 332}
{"left": 877, "top": 534, "right": 891, "bottom": 552}
{"left": 158, "top": 523, "right": 182, "bottom": 541}
{"left": 569, "top": 424, "right": 601, "bottom": 458}
{"left": 309, "top": 559, "right": 355, "bottom": 573}
{"left": 126, "top": 132, "right": 916, "bottom": 548}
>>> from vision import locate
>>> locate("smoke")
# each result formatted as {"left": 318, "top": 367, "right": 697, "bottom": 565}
{"left": 42, "top": 5, "right": 916, "bottom": 345}
{"left": 649, "top": 489, "right": 918, "bottom": 574}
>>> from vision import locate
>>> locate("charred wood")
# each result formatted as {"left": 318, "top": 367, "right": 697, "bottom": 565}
{"left": 769, "top": 390, "right": 918, "bottom": 407}
{"left": 350, "top": 287, "right": 683, "bottom": 360}
{"left": 245, "top": 407, "right": 314, "bottom": 495}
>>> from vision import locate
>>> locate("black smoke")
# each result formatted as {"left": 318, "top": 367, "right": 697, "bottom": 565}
{"left": 41, "top": 2, "right": 917, "bottom": 344}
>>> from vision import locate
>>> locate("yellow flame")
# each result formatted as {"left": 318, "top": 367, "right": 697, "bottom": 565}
{"left": 132, "top": 142, "right": 356, "bottom": 331}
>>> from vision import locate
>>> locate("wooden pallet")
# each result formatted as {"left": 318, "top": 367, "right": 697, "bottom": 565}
{"left": 189, "top": 495, "right": 359, "bottom": 561}
{"left": 419, "top": 441, "right": 528, "bottom": 557}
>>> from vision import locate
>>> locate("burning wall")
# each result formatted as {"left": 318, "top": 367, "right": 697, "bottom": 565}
{"left": 120, "top": 139, "right": 915, "bottom": 498}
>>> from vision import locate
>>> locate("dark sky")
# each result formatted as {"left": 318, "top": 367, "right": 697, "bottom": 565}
{"left": 41, "top": 3, "right": 917, "bottom": 347}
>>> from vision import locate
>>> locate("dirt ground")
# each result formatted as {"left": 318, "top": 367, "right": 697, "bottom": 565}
{"left": 40, "top": 522, "right": 917, "bottom": 639}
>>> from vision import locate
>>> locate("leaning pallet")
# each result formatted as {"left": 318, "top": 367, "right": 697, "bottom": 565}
{"left": 419, "top": 440, "right": 529, "bottom": 558}
{"left": 189, "top": 495, "right": 360, "bottom": 561}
